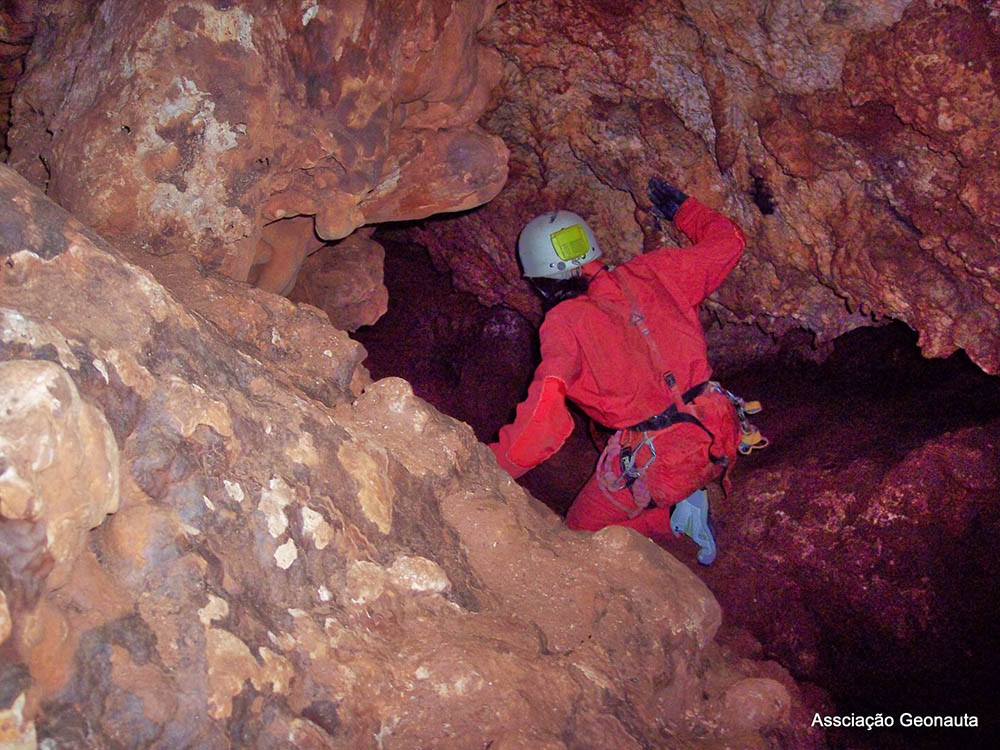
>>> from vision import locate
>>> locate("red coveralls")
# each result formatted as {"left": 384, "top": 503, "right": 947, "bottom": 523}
{"left": 490, "top": 198, "right": 746, "bottom": 542}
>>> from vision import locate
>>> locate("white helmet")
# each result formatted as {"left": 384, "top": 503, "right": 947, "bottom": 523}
{"left": 517, "top": 210, "right": 602, "bottom": 279}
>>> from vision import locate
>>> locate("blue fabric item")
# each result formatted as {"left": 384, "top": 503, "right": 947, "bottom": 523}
{"left": 670, "top": 488, "right": 716, "bottom": 565}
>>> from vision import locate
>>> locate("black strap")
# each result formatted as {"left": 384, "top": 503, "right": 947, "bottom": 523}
{"left": 679, "top": 381, "right": 710, "bottom": 405}
{"left": 629, "top": 385, "right": 729, "bottom": 473}
{"left": 629, "top": 381, "right": 709, "bottom": 431}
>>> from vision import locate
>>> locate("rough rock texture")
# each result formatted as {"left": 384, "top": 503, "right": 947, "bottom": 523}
{"left": 688, "top": 326, "right": 1000, "bottom": 744}
{"left": 288, "top": 228, "right": 389, "bottom": 332}
{"left": 723, "top": 420, "right": 1000, "bottom": 692}
{"left": 0, "top": 166, "right": 823, "bottom": 746}
{"left": 0, "top": 1, "right": 35, "bottom": 156}
{"left": 404, "top": 0, "right": 1000, "bottom": 372}
{"left": 6, "top": 0, "right": 508, "bottom": 298}
{"left": 0, "top": 360, "right": 120, "bottom": 591}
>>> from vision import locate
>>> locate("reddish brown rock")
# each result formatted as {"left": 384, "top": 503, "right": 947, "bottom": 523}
{"left": 288, "top": 228, "right": 389, "bottom": 332}
{"left": 0, "top": 360, "right": 119, "bottom": 590}
{"left": 409, "top": 0, "right": 999, "bottom": 373}
{"left": 247, "top": 216, "right": 326, "bottom": 296}
{"left": 0, "top": 166, "right": 819, "bottom": 746}
{"left": 709, "top": 417, "right": 1000, "bottom": 728}
{"left": 7, "top": 0, "right": 508, "bottom": 299}
{"left": 677, "top": 327, "right": 1000, "bottom": 734}
{"left": 0, "top": 0, "right": 36, "bottom": 156}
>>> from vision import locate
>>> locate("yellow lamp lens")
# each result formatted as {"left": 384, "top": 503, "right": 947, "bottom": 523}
{"left": 550, "top": 224, "right": 589, "bottom": 261}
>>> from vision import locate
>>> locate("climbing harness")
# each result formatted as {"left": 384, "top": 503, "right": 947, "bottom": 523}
{"left": 720, "top": 388, "right": 768, "bottom": 455}
{"left": 593, "top": 268, "right": 768, "bottom": 522}
{"left": 632, "top": 376, "right": 724, "bottom": 449}
{"left": 596, "top": 430, "right": 656, "bottom": 517}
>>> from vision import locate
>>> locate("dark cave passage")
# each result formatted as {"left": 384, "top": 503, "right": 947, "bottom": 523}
{"left": 352, "top": 235, "right": 537, "bottom": 445}
{"left": 355, "top": 234, "right": 1000, "bottom": 748}
{"left": 713, "top": 328, "right": 1000, "bottom": 749}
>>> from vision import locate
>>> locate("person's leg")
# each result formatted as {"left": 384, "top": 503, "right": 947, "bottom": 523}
{"left": 618, "top": 505, "right": 675, "bottom": 542}
{"left": 566, "top": 474, "right": 676, "bottom": 542}
{"left": 641, "top": 425, "right": 720, "bottom": 557}
{"left": 565, "top": 474, "right": 633, "bottom": 530}
{"left": 567, "top": 403, "right": 739, "bottom": 551}
{"left": 645, "top": 424, "right": 714, "bottom": 504}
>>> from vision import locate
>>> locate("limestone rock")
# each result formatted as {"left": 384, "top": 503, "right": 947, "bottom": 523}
{"left": 718, "top": 418, "right": 1000, "bottom": 713}
{"left": 410, "top": 0, "right": 1000, "bottom": 372}
{"left": 0, "top": 360, "right": 119, "bottom": 590}
{"left": 0, "top": 0, "right": 34, "bottom": 158}
{"left": 0, "top": 165, "right": 815, "bottom": 745}
{"left": 715, "top": 677, "right": 792, "bottom": 734}
{"left": 0, "top": 693, "right": 36, "bottom": 750}
{"left": 288, "top": 228, "right": 389, "bottom": 332}
{"left": 7, "top": 0, "right": 509, "bottom": 296}
{"left": 688, "top": 332, "right": 1000, "bottom": 720}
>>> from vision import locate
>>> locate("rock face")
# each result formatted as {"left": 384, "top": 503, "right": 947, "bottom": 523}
{"left": 6, "top": 0, "right": 508, "bottom": 303}
{"left": 692, "top": 326, "right": 1000, "bottom": 737}
{"left": 0, "top": 165, "right": 821, "bottom": 747}
{"left": 288, "top": 229, "right": 389, "bottom": 333}
{"left": 0, "top": 1, "right": 34, "bottom": 155}
{"left": 409, "top": 0, "right": 1000, "bottom": 372}
{"left": 728, "top": 419, "right": 1000, "bottom": 697}
{"left": 0, "top": 360, "right": 120, "bottom": 591}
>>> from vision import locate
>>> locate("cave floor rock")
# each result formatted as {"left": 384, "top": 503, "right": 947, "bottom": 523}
{"left": 2, "top": 163, "right": 832, "bottom": 750}
{"left": 703, "top": 324, "right": 1000, "bottom": 748}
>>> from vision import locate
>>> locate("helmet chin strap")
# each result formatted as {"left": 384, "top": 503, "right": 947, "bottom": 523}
{"left": 530, "top": 274, "right": 590, "bottom": 310}
{"left": 532, "top": 267, "right": 580, "bottom": 296}
{"left": 530, "top": 277, "right": 556, "bottom": 300}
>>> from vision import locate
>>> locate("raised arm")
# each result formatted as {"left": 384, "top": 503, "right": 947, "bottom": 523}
{"left": 647, "top": 178, "right": 746, "bottom": 308}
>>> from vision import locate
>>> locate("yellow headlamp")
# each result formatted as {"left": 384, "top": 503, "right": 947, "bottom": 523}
{"left": 549, "top": 224, "right": 590, "bottom": 261}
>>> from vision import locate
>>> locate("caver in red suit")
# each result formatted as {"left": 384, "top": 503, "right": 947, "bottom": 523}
{"left": 489, "top": 185, "right": 746, "bottom": 552}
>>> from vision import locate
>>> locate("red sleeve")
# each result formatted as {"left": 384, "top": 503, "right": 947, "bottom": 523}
{"left": 489, "top": 313, "right": 579, "bottom": 478}
{"left": 646, "top": 197, "right": 745, "bottom": 308}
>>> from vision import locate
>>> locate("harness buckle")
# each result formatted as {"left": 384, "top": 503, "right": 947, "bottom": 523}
{"left": 618, "top": 436, "right": 656, "bottom": 488}
{"left": 597, "top": 431, "right": 657, "bottom": 515}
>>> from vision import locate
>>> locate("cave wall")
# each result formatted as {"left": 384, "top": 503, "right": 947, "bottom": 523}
{"left": 699, "top": 326, "right": 1000, "bottom": 733}
{"left": 0, "top": 1, "right": 34, "bottom": 155}
{"left": 408, "top": 0, "right": 1000, "bottom": 373}
{"left": 8, "top": 0, "right": 995, "bottom": 371}
{"left": 4, "top": 0, "right": 508, "bottom": 306}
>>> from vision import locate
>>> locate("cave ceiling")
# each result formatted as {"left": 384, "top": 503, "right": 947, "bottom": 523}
{"left": 411, "top": 0, "right": 1000, "bottom": 373}
{"left": 3, "top": 0, "right": 508, "bottom": 298}
{"left": 3, "top": 0, "right": 998, "bottom": 371}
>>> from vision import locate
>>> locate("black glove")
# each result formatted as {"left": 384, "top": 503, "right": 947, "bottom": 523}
{"left": 647, "top": 177, "right": 688, "bottom": 222}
